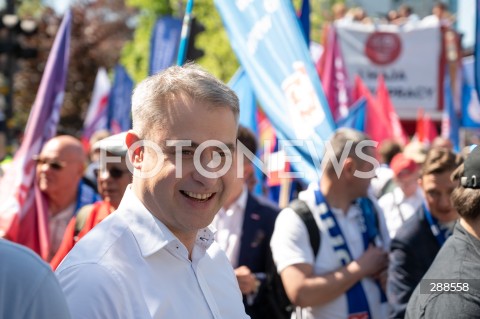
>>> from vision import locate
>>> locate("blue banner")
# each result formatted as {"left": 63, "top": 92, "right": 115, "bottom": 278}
{"left": 149, "top": 16, "right": 182, "bottom": 75}
{"left": 461, "top": 57, "right": 480, "bottom": 128}
{"left": 229, "top": 68, "right": 263, "bottom": 195}
{"left": 475, "top": 0, "right": 480, "bottom": 101}
{"left": 107, "top": 65, "right": 133, "bottom": 133}
{"left": 229, "top": 68, "right": 258, "bottom": 133}
{"left": 444, "top": 73, "right": 460, "bottom": 152}
{"left": 215, "top": 0, "right": 335, "bottom": 184}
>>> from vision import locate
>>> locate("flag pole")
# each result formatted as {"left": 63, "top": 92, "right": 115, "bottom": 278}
{"left": 177, "top": 0, "right": 194, "bottom": 66}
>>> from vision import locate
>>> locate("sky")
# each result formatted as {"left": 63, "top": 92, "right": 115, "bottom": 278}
{"left": 41, "top": 0, "right": 72, "bottom": 14}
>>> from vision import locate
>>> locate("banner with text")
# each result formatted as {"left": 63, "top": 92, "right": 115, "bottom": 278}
{"left": 336, "top": 23, "right": 441, "bottom": 117}
{"left": 215, "top": 0, "right": 335, "bottom": 184}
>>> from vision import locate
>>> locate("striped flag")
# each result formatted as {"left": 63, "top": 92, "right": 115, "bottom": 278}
{"left": 81, "top": 67, "right": 111, "bottom": 148}
{"left": 0, "top": 11, "right": 72, "bottom": 259}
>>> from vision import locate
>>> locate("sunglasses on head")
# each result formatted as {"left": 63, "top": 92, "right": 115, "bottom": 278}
{"left": 94, "top": 167, "right": 130, "bottom": 179}
{"left": 32, "top": 155, "right": 66, "bottom": 170}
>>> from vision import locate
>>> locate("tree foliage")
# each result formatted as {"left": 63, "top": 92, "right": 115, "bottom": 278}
{"left": 11, "top": 0, "right": 342, "bottom": 139}
{"left": 14, "top": 0, "right": 135, "bottom": 135}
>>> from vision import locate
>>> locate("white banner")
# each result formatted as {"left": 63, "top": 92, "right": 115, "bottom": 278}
{"left": 336, "top": 23, "right": 441, "bottom": 116}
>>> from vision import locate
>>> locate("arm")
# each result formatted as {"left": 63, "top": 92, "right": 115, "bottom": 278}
{"left": 281, "top": 245, "right": 388, "bottom": 307}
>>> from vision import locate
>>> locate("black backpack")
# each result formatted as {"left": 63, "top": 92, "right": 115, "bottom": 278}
{"left": 265, "top": 199, "right": 320, "bottom": 319}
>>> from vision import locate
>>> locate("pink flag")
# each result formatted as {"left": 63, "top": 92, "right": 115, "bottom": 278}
{"left": 376, "top": 75, "right": 408, "bottom": 146}
{"left": 0, "top": 11, "right": 72, "bottom": 260}
{"left": 319, "top": 26, "right": 352, "bottom": 121}
{"left": 81, "top": 67, "right": 111, "bottom": 148}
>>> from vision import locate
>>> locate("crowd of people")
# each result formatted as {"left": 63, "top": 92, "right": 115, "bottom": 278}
{"left": 0, "top": 2, "right": 479, "bottom": 314}
{"left": 331, "top": 2, "right": 454, "bottom": 27}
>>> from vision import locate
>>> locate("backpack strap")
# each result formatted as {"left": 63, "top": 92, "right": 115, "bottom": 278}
{"left": 289, "top": 199, "right": 320, "bottom": 258}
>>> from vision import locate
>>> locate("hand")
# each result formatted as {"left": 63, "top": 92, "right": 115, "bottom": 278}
{"left": 372, "top": 269, "right": 388, "bottom": 292}
{"left": 234, "top": 265, "right": 258, "bottom": 295}
{"left": 356, "top": 244, "right": 388, "bottom": 278}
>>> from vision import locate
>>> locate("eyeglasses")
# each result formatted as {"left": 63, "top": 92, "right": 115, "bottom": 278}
{"left": 32, "top": 155, "right": 66, "bottom": 170}
{"left": 94, "top": 167, "right": 130, "bottom": 179}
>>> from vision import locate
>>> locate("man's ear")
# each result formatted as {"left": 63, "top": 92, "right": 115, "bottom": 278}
{"left": 343, "top": 157, "right": 356, "bottom": 178}
{"left": 126, "top": 130, "right": 143, "bottom": 170}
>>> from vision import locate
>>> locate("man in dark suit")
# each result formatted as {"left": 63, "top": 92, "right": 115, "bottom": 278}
{"left": 212, "top": 125, "right": 280, "bottom": 318}
{"left": 387, "top": 147, "right": 462, "bottom": 319}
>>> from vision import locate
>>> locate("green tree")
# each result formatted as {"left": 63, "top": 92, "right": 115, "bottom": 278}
{"left": 121, "top": 0, "right": 172, "bottom": 83}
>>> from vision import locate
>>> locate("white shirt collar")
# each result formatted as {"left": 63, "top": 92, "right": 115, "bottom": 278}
{"left": 117, "top": 186, "right": 215, "bottom": 257}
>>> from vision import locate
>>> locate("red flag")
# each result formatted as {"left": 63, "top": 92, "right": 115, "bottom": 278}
{"left": 0, "top": 11, "right": 72, "bottom": 260}
{"left": 376, "top": 75, "right": 408, "bottom": 146}
{"left": 416, "top": 108, "right": 438, "bottom": 144}
{"left": 81, "top": 67, "right": 111, "bottom": 149}
{"left": 416, "top": 109, "right": 425, "bottom": 142}
{"left": 355, "top": 76, "right": 393, "bottom": 144}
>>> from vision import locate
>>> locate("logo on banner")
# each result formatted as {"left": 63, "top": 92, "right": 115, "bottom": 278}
{"left": 282, "top": 62, "right": 325, "bottom": 139}
{"left": 365, "top": 32, "right": 401, "bottom": 65}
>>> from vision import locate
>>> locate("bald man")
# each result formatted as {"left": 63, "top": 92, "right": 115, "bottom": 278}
{"left": 34, "top": 135, "right": 99, "bottom": 259}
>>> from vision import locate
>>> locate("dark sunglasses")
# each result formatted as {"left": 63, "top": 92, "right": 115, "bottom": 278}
{"left": 32, "top": 155, "right": 66, "bottom": 170}
{"left": 94, "top": 167, "right": 130, "bottom": 179}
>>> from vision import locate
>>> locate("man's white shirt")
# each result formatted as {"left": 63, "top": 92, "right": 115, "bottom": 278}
{"left": 56, "top": 186, "right": 249, "bottom": 319}
{"left": 378, "top": 187, "right": 424, "bottom": 238}
{"left": 270, "top": 186, "right": 390, "bottom": 319}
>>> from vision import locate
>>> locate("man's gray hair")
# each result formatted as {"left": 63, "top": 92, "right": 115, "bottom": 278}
{"left": 131, "top": 63, "right": 239, "bottom": 139}
{"left": 323, "top": 128, "right": 372, "bottom": 173}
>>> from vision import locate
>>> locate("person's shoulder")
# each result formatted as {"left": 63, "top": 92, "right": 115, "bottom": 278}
{"left": 0, "top": 239, "right": 51, "bottom": 275}
{"left": 249, "top": 192, "right": 280, "bottom": 212}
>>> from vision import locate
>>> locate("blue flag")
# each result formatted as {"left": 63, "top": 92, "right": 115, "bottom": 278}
{"left": 475, "top": 0, "right": 480, "bottom": 101}
{"left": 443, "top": 73, "right": 460, "bottom": 152}
{"left": 149, "top": 16, "right": 182, "bottom": 75}
{"left": 107, "top": 65, "right": 133, "bottom": 133}
{"left": 229, "top": 68, "right": 258, "bottom": 133}
{"left": 461, "top": 58, "right": 480, "bottom": 128}
{"left": 215, "top": 0, "right": 335, "bottom": 184}
{"left": 228, "top": 68, "right": 264, "bottom": 195}
{"left": 298, "top": 0, "right": 310, "bottom": 44}
{"left": 336, "top": 98, "right": 366, "bottom": 131}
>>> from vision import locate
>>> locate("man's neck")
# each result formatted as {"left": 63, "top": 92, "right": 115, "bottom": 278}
{"left": 460, "top": 218, "right": 480, "bottom": 241}
{"left": 48, "top": 191, "right": 77, "bottom": 216}
{"left": 320, "top": 177, "right": 353, "bottom": 213}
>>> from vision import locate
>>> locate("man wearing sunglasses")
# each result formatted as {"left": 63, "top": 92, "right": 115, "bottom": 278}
{"left": 34, "top": 135, "right": 100, "bottom": 261}
{"left": 50, "top": 133, "right": 131, "bottom": 269}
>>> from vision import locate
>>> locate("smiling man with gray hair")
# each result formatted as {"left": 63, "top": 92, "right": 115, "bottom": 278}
{"left": 56, "top": 63, "right": 249, "bottom": 319}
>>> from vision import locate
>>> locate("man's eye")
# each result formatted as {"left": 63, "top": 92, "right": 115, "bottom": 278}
{"left": 181, "top": 150, "right": 194, "bottom": 156}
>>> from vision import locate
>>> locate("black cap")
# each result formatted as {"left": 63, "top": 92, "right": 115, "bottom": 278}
{"left": 461, "top": 145, "right": 480, "bottom": 189}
